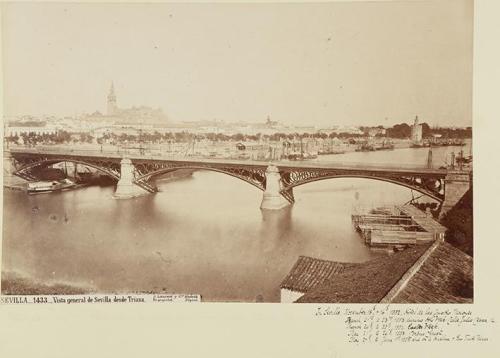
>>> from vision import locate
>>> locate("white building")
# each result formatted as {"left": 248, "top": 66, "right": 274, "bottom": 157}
{"left": 368, "top": 127, "right": 386, "bottom": 137}
{"left": 6, "top": 125, "right": 58, "bottom": 137}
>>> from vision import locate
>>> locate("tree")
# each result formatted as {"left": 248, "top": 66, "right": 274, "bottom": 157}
{"left": 79, "top": 133, "right": 94, "bottom": 143}
{"left": 57, "top": 131, "right": 71, "bottom": 143}
{"left": 386, "top": 123, "right": 411, "bottom": 138}
{"left": 421, "top": 122, "right": 432, "bottom": 138}
{"left": 231, "top": 133, "right": 245, "bottom": 142}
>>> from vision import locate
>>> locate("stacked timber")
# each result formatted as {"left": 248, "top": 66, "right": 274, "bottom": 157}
{"left": 369, "top": 230, "right": 433, "bottom": 246}
{"left": 352, "top": 206, "right": 439, "bottom": 247}
{"left": 397, "top": 205, "right": 447, "bottom": 241}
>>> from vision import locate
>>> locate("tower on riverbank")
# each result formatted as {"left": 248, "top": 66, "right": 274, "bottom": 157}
{"left": 411, "top": 115, "right": 423, "bottom": 144}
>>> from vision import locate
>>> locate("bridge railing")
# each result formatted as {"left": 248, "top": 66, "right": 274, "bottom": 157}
{"left": 7, "top": 144, "right": 455, "bottom": 173}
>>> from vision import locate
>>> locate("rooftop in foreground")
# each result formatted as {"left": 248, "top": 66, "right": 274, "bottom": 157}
{"left": 294, "top": 245, "right": 430, "bottom": 303}
{"left": 391, "top": 241, "right": 473, "bottom": 303}
{"left": 283, "top": 239, "right": 473, "bottom": 304}
{"left": 280, "top": 256, "right": 353, "bottom": 294}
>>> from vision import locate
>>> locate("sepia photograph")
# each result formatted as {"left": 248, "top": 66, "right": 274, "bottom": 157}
{"left": 2, "top": 0, "right": 473, "bottom": 303}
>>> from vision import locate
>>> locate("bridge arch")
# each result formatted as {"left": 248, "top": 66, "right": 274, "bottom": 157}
{"left": 14, "top": 158, "right": 121, "bottom": 181}
{"left": 134, "top": 166, "right": 266, "bottom": 192}
{"left": 281, "top": 174, "right": 444, "bottom": 203}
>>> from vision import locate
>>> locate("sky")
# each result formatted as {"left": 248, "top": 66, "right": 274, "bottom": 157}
{"left": 1, "top": 1, "right": 473, "bottom": 127}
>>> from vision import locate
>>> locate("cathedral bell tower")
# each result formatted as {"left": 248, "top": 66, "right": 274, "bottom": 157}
{"left": 107, "top": 82, "right": 117, "bottom": 115}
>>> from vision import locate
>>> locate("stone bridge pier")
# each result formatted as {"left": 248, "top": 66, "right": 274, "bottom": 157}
{"left": 114, "top": 158, "right": 148, "bottom": 199}
{"left": 439, "top": 171, "right": 472, "bottom": 219}
{"left": 260, "top": 165, "right": 291, "bottom": 210}
{"left": 3, "top": 150, "right": 14, "bottom": 176}
{"left": 3, "top": 150, "right": 17, "bottom": 185}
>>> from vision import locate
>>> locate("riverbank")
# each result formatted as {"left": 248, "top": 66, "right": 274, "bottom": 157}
{"left": 3, "top": 183, "right": 26, "bottom": 191}
{"left": 0, "top": 271, "right": 181, "bottom": 296}
{"left": 3, "top": 175, "right": 28, "bottom": 191}
{"left": 1, "top": 271, "right": 93, "bottom": 295}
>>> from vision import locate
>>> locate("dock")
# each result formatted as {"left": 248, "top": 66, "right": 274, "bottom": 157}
{"left": 352, "top": 204, "right": 447, "bottom": 247}
{"left": 397, "top": 204, "right": 447, "bottom": 240}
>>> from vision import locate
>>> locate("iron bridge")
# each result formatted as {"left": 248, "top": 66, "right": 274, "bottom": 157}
{"left": 8, "top": 148, "right": 450, "bottom": 204}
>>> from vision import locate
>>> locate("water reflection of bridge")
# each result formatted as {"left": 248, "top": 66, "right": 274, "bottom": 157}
{"left": 5, "top": 146, "right": 471, "bottom": 216}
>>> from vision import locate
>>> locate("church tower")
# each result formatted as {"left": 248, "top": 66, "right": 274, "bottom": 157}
{"left": 107, "top": 82, "right": 117, "bottom": 115}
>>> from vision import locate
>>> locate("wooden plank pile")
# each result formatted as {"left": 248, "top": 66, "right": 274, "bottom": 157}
{"left": 352, "top": 207, "right": 438, "bottom": 247}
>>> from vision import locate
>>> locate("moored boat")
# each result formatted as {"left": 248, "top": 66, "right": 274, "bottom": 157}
{"left": 318, "top": 149, "right": 345, "bottom": 155}
{"left": 287, "top": 151, "right": 317, "bottom": 160}
{"left": 374, "top": 140, "right": 395, "bottom": 150}
{"left": 355, "top": 143, "right": 375, "bottom": 152}
{"left": 27, "top": 179, "right": 77, "bottom": 194}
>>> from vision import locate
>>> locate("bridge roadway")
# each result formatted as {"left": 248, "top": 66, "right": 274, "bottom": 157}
{"left": 6, "top": 145, "right": 470, "bottom": 215}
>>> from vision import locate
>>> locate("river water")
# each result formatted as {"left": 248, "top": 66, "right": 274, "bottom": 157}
{"left": 2, "top": 142, "right": 471, "bottom": 302}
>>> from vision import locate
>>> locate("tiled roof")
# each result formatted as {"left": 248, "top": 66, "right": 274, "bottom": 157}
{"left": 280, "top": 256, "right": 351, "bottom": 293}
{"left": 296, "top": 245, "right": 430, "bottom": 303}
{"left": 391, "top": 241, "right": 473, "bottom": 303}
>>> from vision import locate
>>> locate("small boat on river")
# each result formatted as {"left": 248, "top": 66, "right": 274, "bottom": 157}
{"left": 27, "top": 179, "right": 77, "bottom": 195}
{"left": 355, "top": 142, "right": 375, "bottom": 152}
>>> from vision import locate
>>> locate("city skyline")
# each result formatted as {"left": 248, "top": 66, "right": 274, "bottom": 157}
{"left": 2, "top": 1, "right": 473, "bottom": 127}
